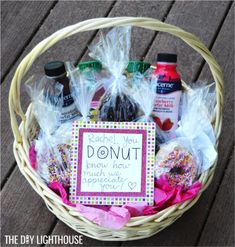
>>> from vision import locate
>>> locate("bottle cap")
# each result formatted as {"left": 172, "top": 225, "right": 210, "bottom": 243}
{"left": 78, "top": 60, "right": 102, "bottom": 72}
{"left": 44, "top": 61, "right": 66, "bottom": 77}
{"left": 127, "top": 60, "right": 151, "bottom": 73}
{"left": 157, "top": 53, "right": 177, "bottom": 63}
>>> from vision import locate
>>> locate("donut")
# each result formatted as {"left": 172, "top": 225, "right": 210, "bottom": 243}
{"left": 48, "top": 143, "right": 71, "bottom": 187}
{"left": 155, "top": 144, "right": 198, "bottom": 189}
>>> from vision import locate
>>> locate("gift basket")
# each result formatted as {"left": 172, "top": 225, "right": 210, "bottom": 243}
{"left": 9, "top": 17, "right": 223, "bottom": 241}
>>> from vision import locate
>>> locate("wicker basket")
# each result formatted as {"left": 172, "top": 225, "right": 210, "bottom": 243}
{"left": 9, "top": 17, "right": 224, "bottom": 241}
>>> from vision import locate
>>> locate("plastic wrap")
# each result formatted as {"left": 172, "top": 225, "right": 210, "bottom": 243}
{"left": 155, "top": 81, "right": 217, "bottom": 186}
{"left": 26, "top": 75, "right": 72, "bottom": 187}
{"left": 176, "top": 82, "right": 217, "bottom": 173}
{"left": 89, "top": 26, "right": 139, "bottom": 121}
{"left": 178, "top": 82, "right": 216, "bottom": 138}
{"left": 34, "top": 122, "right": 72, "bottom": 187}
{"left": 131, "top": 69, "right": 157, "bottom": 122}
{"left": 25, "top": 76, "right": 64, "bottom": 135}
{"left": 66, "top": 62, "right": 102, "bottom": 120}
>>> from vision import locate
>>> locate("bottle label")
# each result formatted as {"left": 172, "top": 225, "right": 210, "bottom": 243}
{"left": 156, "top": 80, "right": 181, "bottom": 94}
{"left": 61, "top": 94, "right": 80, "bottom": 123}
{"left": 153, "top": 79, "right": 181, "bottom": 132}
{"left": 63, "top": 94, "right": 74, "bottom": 107}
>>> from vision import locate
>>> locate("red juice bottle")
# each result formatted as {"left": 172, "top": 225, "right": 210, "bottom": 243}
{"left": 153, "top": 53, "right": 182, "bottom": 132}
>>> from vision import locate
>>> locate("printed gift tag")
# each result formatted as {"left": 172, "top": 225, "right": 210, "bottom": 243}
{"left": 70, "top": 121, "right": 156, "bottom": 205}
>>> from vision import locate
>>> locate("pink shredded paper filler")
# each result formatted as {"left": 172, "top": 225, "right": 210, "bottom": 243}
{"left": 29, "top": 146, "right": 202, "bottom": 229}
{"left": 49, "top": 181, "right": 130, "bottom": 230}
{"left": 29, "top": 145, "right": 37, "bottom": 169}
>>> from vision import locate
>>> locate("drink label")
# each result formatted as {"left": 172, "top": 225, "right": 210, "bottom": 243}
{"left": 156, "top": 80, "right": 181, "bottom": 94}
{"left": 63, "top": 94, "right": 75, "bottom": 107}
{"left": 153, "top": 79, "right": 181, "bottom": 132}
{"left": 61, "top": 94, "right": 80, "bottom": 122}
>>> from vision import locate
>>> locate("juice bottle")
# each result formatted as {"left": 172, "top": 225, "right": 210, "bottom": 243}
{"left": 153, "top": 53, "right": 182, "bottom": 132}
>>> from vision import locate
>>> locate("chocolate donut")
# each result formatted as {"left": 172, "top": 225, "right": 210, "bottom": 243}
{"left": 99, "top": 93, "right": 138, "bottom": 122}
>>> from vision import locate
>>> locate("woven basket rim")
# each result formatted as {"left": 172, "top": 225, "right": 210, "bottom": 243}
{"left": 9, "top": 17, "right": 223, "bottom": 241}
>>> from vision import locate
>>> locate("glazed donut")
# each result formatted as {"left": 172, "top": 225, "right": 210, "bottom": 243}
{"left": 155, "top": 144, "right": 198, "bottom": 188}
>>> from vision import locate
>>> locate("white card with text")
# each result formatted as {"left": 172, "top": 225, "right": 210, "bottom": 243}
{"left": 69, "top": 121, "right": 156, "bottom": 205}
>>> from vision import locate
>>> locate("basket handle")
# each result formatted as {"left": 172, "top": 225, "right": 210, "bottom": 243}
{"left": 9, "top": 17, "right": 223, "bottom": 143}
